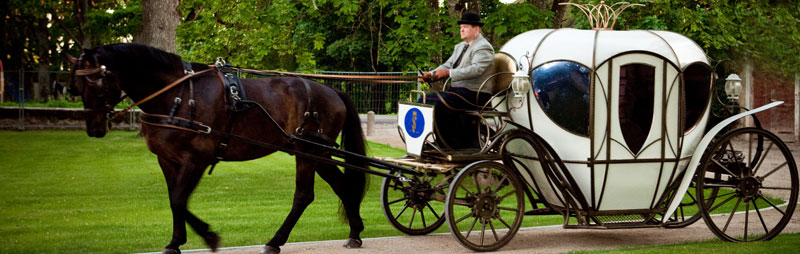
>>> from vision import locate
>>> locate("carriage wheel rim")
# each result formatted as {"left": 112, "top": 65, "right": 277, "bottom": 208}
{"left": 381, "top": 173, "right": 447, "bottom": 235}
{"left": 697, "top": 128, "right": 798, "bottom": 242}
{"left": 445, "top": 161, "right": 524, "bottom": 251}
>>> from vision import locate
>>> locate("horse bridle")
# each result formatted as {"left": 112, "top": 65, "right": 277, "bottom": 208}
{"left": 73, "top": 53, "right": 126, "bottom": 119}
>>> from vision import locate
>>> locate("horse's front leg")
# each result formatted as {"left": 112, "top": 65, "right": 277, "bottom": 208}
{"left": 262, "top": 158, "right": 317, "bottom": 254}
{"left": 158, "top": 157, "right": 220, "bottom": 254}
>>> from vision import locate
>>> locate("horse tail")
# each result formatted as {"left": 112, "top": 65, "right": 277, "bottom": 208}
{"left": 337, "top": 90, "right": 369, "bottom": 203}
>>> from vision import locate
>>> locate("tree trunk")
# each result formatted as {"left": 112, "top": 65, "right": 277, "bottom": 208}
{"left": 138, "top": 0, "right": 180, "bottom": 53}
{"left": 447, "top": 0, "right": 462, "bottom": 19}
{"left": 465, "top": 0, "right": 481, "bottom": 14}
{"left": 35, "top": 18, "right": 50, "bottom": 102}
{"left": 428, "top": 0, "right": 442, "bottom": 64}
{"left": 527, "top": 0, "right": 548, "bottom": 11}
{"left": 77, "top": 0, "right": 91, "bottom": 48}
{"left": 551, "top": 0, "right": 567, "bottom": 28}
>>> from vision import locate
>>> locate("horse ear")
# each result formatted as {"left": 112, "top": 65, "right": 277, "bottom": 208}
{"left": 65, "top": 52, "right": 78, "bottom": 65}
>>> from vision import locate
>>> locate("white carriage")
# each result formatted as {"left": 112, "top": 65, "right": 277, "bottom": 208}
{"left": 380, "top": 7, "right": 798, "bottom": 252}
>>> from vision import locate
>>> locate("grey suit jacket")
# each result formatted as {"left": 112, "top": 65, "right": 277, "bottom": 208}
{"left": 432, "top": 34, "right": 495, "bottom": 93}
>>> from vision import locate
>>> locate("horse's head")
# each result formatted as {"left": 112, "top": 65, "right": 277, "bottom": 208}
{"left": 66, "top": 48, "right": 124, "bottom": 138}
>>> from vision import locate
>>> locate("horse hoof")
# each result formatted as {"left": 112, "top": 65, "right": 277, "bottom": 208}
{"left": 260, "top": 245, "right": 280, "bottom": 254}
{"left": 204, "top": 231, "right": 220, "bottom": 252}
{"left": 343, "top": 238, "right": 362, "bottom": 249}
{"left": 162, "top": 248, "right": 180, "bottom": 254}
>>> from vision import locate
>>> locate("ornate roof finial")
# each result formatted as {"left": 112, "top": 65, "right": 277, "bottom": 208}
{"left": 560, "top": 1, "right": 645, "bottom": 30}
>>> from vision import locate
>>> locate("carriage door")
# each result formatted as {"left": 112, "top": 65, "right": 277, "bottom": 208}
{"left": 592, "top": 53, "right": 681, "bottom": 210}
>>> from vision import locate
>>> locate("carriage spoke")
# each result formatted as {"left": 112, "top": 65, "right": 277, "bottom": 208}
{"left": 455, "top": 212, "right": 474, "bottom": 224}
{"left": 702, "top": 183, "right": 738, "bottom": 188}
{"left": 497, "top": 190, "right": 515, "bottom": 202}
{"left": 744, "top": 201, "right": 750, "bottom": 241}
{"left": 757, "top": 194, "right": 786, "bottom": 216}
{"left": 493, "top": 175, "right": 509, "bottom": 193}
{"left": 465, "top": 217, "right": 479, "bottom": 239}
{"left": 420, "top": 207, "right": 427, "bottom": 228}
{"left": 497, "top": 206, "right": 518, "bottom": 212}
{"left": 686, "top": 191, "right": 698, "bottom": 204}
{"left": 760, "top": 162, "right": 788, "bottom": 180}
{"left": 472, "top": 171, "right": 481, "bottom": 194}
{"left": 722, "top": 197, "right": 743, "bottom": 233}
{"left": 426, "top": 203, "right": 441, "bottom": 219}
{"left": 480, "top": 219, "right": 487, "bottom": 246}
{"left": 750, "top": 142, "right": 774, "bottom": 176}
{"left": 408, "top": 208, "right": 417, "bottom": 228}
{"left": 759, "top": 186, "right": 794, "bottom": 190}
{"left": 752, "top": 199, "right": 769, "bottom": 234}
{"left": 489, "top": 220, "right": 499, "bottom": 242}
{"left": 388, "top": 196, "right": 408, "bottom": 205}
{"left": 395, "top": 204, "right": 410, "bottom": 220}
{"left": 459, "top": 185, "right": 475, "bottom": 198}
{"left": 707, "top": 193, "right": 737, "bottom": 213}
{"left": 496, "top": 214, "right": 512, "bottom": 229}
{"left": 711, "top": 159, "right": 739, "bottom": 178}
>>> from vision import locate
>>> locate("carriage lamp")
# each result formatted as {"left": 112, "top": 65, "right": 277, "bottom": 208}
{"left": 511, "top": 69, "right": 531, "bottom": 98}
{"left": 724, "top": 73, "right": 742, "bottom": 101}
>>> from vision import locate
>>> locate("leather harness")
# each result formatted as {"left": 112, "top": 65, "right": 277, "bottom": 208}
{"left": 138, "top": 62, "right": 340, "bottom": 174}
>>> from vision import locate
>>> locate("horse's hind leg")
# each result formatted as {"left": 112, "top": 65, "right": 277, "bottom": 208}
{"left": 315, "top": 164, "right": 365, "bottom": 248}
{"left": 264, "top": 158, "right": 317, "bottom": 254}
{"left": 158, "top": 157, "right": 219, "bottom": 253}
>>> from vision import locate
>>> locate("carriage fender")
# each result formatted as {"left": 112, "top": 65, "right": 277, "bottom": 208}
{"left": 662, "top": 101, "right": 784, "bottom": 223}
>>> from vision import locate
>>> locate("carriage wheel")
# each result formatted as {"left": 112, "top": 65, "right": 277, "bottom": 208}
{"left": 381, "top": 171, "right": 449, "bottom": 235}
{"left": 696, "top": 128, "right": 798, "bottom": 241}
{"left": 445, "top": 161, "right": 524, "bottom": 251}
{"left": 664, "top": 173, "right": 720, "bottom": 228}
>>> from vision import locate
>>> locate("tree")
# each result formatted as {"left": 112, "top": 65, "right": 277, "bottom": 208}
{"left": 137, "top": 0, "right": 180, "bottom": 52}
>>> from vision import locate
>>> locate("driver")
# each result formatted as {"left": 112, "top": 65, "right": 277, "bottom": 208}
{"left": 419, "top": 12, "right": 495, "bottom": 149}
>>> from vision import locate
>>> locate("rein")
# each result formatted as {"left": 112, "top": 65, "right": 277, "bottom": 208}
{"left": 109, "top": 68, "right": 214, "bottom": 119}
{"left": 236, "top": 68, "right": 420, "bottom": 84}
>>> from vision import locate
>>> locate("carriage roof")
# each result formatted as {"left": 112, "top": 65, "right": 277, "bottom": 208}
{"left": 500, "top": 28, "right": 709, "bottom": 70}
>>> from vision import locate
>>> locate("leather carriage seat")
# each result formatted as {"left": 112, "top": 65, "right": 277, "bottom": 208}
{"left": 491, "top": 52, "right": 517, "bottom": 95}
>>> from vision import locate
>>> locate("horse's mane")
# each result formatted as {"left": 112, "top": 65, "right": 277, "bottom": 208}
{"left": 92, "top": 43, "right": 210, "bottom": 75}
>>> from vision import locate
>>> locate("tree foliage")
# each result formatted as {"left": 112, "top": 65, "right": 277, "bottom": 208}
{"left": 571, "top": 0, "right": 800, "bottom": 77}
{"left": 3, "top": 0, "right": 799, "bottom": 95}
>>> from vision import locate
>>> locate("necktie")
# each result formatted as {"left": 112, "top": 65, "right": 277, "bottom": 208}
{"left": 452, "top": 44, "right": 469, "bottom": 68}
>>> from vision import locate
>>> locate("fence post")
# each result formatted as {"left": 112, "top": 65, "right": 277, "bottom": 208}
{"left": 18, "top": 69, "right": 24, "bottom": 130}
{"left": 794, "top": 72, "right": 799, "bottom": 144}
{"left": 1, "top": 59, "right": 4, "bottom": 103}
{"left": 366, "top": 111, "right": 375, "bottom": 136}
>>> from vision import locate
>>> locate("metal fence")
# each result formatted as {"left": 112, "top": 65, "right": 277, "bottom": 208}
{"left": 1, "top": 70, "right": 73, "bottom": 104}
{"left": 3, "top": 69, "right": 420, "bottom": 114}
{"left": 239, "top": 71, "right": 420, "bottom": 114}
{"left": 315, "top": 71, "right": 418, "bottom": 114}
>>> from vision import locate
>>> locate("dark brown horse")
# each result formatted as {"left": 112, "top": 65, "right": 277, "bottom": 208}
{"left": 66, "top": 43, "right": 368, "bottom": 254}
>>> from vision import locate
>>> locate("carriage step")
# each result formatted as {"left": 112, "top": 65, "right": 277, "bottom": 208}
{"left": 524, "top": 208, "right": 559, "bottom": 215}
{"left": 376, "top": 157, "right": 459, "bottom": 173}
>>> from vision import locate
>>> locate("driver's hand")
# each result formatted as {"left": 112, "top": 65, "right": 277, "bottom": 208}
{"left": 419, "top": 72, "right": 433, "bottom": 83}
{"left": 434, "top": 69, "right": 450, "bottom": 80}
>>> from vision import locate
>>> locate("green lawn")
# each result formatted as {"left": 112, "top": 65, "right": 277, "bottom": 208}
{"left": 0, "top": 130, "right": 794, "bottom": 253}
{"left": 571, "top": 232, "right": 800, "bottom": 254}
{"left": 0, "top": 130, "right": 412, "bottom": 253}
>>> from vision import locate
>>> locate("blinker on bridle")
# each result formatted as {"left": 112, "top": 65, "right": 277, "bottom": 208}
{"left": 73, "top": 55, "right": 126, "bottom": 120}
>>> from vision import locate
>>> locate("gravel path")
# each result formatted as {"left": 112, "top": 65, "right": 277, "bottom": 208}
{"left": 174, "top": 123, "right": 800, "bottom": 254}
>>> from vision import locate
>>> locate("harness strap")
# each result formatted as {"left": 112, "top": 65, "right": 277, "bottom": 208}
{"left": 167, "top": 83, "right": 186, "bottom": 123}
{"left": 112, "top": 68, "right": 214, "bottom": 118}
{"left": 293, "top": 78, "right": 337, "bottom": 147}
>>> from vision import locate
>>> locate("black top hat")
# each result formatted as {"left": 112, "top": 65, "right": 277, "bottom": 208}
{"left": 457, "top": 12, "right": 484, "bottom": 26}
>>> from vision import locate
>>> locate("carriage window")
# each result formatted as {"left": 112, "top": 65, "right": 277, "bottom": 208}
{"left": 618, "top": 63, "right": 655, "bottom": 155}
{"left": 531, "top": 61, "right": 591, "bottom": 136}
{"left": 683, "top": 63, "right": 711, "bottom": 132}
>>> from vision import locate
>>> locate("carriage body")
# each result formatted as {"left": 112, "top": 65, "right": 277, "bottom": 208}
{"left": 388, "top": 27, "right": 797, "bottom": 252}
{"left": 497, "top": 28, "right": 713, "bottom": 214}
